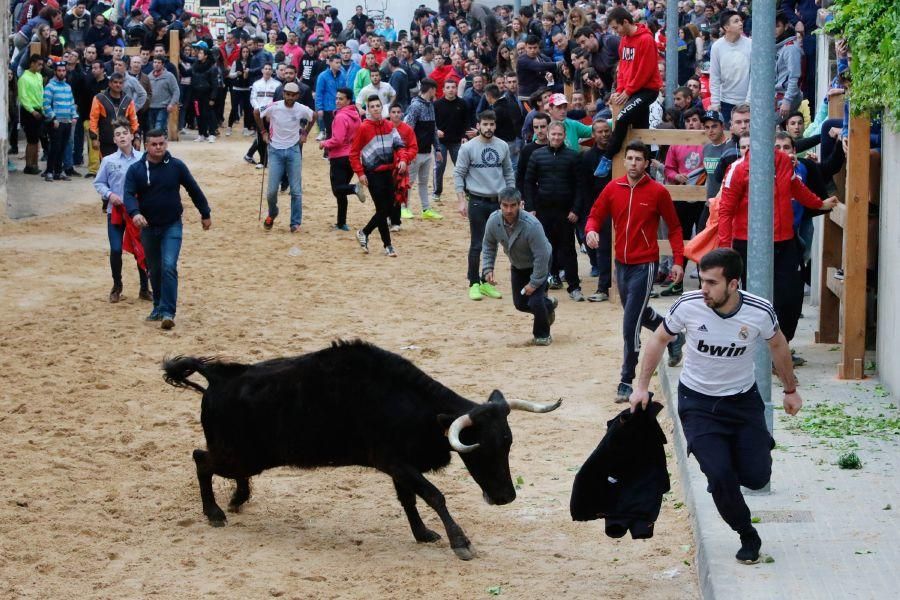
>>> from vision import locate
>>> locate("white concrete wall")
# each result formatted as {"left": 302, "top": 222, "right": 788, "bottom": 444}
{"left": 876, "top": 116, "right": 900, "bottom": 392}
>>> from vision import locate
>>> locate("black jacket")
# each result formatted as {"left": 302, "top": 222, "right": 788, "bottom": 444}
{"left": 570, "top": 400, "right": 670, "bottom": 540}
{"left": 190, "top": 58, "right": 218, "bottom": 96}
{"left": 580, "top": 145, "right": 612, "bottom": 218}
{"left": 434, "top": 96, "right": 470, "bottom": 145}
{"left": 487, "top": 95, "right": 517, "bottom": 143}
{"left": 523, "top": 144, "right": 583, "bottom": 213}
{"left": 516, "top": 140, "right": 546, "bottom": 193}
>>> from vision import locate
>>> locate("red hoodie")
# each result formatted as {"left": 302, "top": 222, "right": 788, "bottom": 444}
{"left": 616, "top": 24, "right": 663, "bottom": 96}
{"left": 321, "top": 103, "right": 362, "bottom": 159}
{"left": 586, "top": 173, "right": 684, "bottom": 265}
{"left": 718, "top": 150, "right": 826, "bottom": 247}
{"left": 350, "top": 118, "right": 416, "bottom": 175}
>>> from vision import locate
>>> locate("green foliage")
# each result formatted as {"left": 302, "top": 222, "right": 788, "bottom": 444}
{"left": 837, "top": 451, "right": 863, "bottom": 469}
{"left": 823, "top": 0, "right": 900, "bottom": 126}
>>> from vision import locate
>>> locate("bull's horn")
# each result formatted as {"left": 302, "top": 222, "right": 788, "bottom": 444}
{"left": 507, "top": 398, "right": 563, "bottom": 413}
{"left": 448, "top": 414, "right": 480, "bottom": 453}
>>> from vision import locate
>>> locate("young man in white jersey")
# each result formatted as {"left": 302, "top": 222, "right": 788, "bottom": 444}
{"left": 630, "top": 248, "right": 802, "bottom": 565}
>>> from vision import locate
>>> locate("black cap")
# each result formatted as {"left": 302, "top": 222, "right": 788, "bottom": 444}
{"left": 701, "top": 109, "right": 723, "bottom": 124}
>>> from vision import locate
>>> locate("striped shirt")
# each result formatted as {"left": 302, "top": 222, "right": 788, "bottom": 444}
{"left": 42, "top": 78, "right": 76, "bottom": 122}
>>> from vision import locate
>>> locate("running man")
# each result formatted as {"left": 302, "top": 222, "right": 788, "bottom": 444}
{"left": 586, "top": 141, "right": 686, "bottom": 403}
{"left": 321, "top": 87, "right": 364, "bottom": 231}
{"left": 454, "top": 109, "right": 515, "bottom": 302}
{"left": 124, "top": 129, "right": 211, "bottom": 330}
{"left": 255, "top": 81, "right": 315, "bottom": 233}
{"left": 630, "top": 248, "right": 803, "bottom": 564}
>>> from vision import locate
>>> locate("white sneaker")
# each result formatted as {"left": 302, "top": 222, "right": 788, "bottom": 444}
{"left": 390, "top": 224, "right": 401, "bottom": 232}
{"left": 255, "top": 163, "right": 264, "bottom": 170}
{"left": 194, "top": 135, "right": 205, "bottom": 142}
{"left": 225, "top": 127, "right": 232, "bottom": 136}
{"left": 179, "top": 128, "right": 188, "bottom": 135}
{"left": 315, "top": 131, "right": 325, "bottom": 141}
{"left": 242, "top": 128, "right": 251, "bottom": 136}
{"left": 207, "top": 135, "right": 216, "bottom": 143}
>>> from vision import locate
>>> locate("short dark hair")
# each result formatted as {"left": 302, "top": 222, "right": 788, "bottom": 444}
{"left": 683, "top": 107, "right": 702, "bottom": 122}
{"left": 574, "top": 26, "right": 594, "bottom": 40}
{"left": 145, "top": 128, "right": 167, "bottom": 139}
{"left": 29, "top": 54, "right": 44, "bottom": 65}
{"left": 699, "top": 248, "right": 744, "bottom": 284}
{"left": 336, "top": 87, "right": 353, "bottom": 101}
{"left": 477, "top": 109, "right": 497, "bottom": 123}
{"left": 624, "top": 140, "right": 651, "bottom": 161}
{"left": 674, "top": 86, "right": 692, "bottom": 98}
{"left": 775, "top": 12, "right": 791, "bottom": 27}
{"left": 484, "top": 83, "right": 501, "bottom": 99}
{"left": 419, "top": 78, "right": 437, "bottom": 94}
{"left": 525, "top": 34, "right": 540, "bottom": 46}
{"left": 499, "top": 187, "right": 521, "bottom": 203}
{"left": 775, "top": 131, "right": 795, "bottom": 148}
{"left": 531, "top": 111, "right": 551, "bottom": 125}
{"left": 607, "top": 7, "right": 634, "bottom": 25}
{"left": 366, "top": 94, "right": 381, "bottom": 105}
{"left": 109, "top": 72, "right": 125, "bottom": 82}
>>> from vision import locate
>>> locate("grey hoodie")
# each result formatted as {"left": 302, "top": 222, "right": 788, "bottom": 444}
{"left": 147, "top": 68, "right": 180, "bottom": 109}
{"left": 774, "top": 34, "right": 803, "bottom": 109}
{"left": 481, "top": 210, "right": 552, "bottom": 288}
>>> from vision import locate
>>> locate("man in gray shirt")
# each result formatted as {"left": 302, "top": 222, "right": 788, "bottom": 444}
{"left": 481, "top": 187, "right": 557, "bottom": 346}
{"left": 454, "top": 110, "right": 516, "bottom": 302}
{"left": 146, "top": 57, "right": 180, "bottom": 132}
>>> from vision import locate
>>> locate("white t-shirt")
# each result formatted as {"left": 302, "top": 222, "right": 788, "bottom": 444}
{"left": 259, "top": 101, "right": 315, "bottom": 150}
{"left": 664, "top": 290, "right": 779, "bottom": 397}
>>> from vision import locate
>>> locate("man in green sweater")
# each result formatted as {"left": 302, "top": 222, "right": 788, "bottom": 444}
{"left": 546, "top": 93, "right": 592, "bottom": 151}
{"left": 18, "top": 54, "right": 46, "bottom": 175}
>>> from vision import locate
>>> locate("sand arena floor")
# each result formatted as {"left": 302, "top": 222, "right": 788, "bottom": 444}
{"left": 0, "top": 134, "right": 698, "bottom": 599}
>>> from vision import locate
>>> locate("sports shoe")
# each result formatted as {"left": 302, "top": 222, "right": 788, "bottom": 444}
{"left": 263, "top": 216, "right": 274, "bottom": 231}
{"left": 243, "top": 155, "right": 256, "bottom": 165}
{"left": 56, "top": 173, "right": 71, "bottom": 181}
{"left": 548, "top": 275, "right": 563, "bottom": 290}
{"left": 207, "top": 135, "right": 216, "bottom": 143}
{"left": 334, "top": 223, "right": 350, "bottom": 231}
{"left": 65, "top": 168, "right": 79, "bottom": 177}
{"left": 594, "top": 155, "right": 612, "bottom": 178}
{"left": 194, "top": 135, "right": 206, "bottom": 142}
{"left": 533, "top": 336, "right": 553, "bottom": 346}
{"left": 469, "top": 283, "right": 483, "bottom": 301}
{"left": 315, "top": 131, "right": 325, "bottom": 141}
{"left": 431, "top": 194, "right": 442, "bottom": 204}
{"left": 615, "top": 382, "right": 633, "bottom": 404}
{"left": 735, "top": 527, "right": 762, "bottom": 564}
{"left": 160, "top": 316, "right": 175, "bottom": 330}
{"left": 569, "top": 288, "right": 585, "bottom": 302}
{"left": 242, "top": 128, "right": 251, "bottom": 137}
{"left": 588, "top": 292, "right": 609, "bottom": 302}
{"left": 225, "top": 127, "right": 232, "bottom": 136}
{"left": 660, "top": 281, "right": 683, "bottom": 297}
{"left": 422, "top": 208, "right": 444, "bottom": 220}
{"left": 44, "top": 173, "right": 55, "bottom": 182}
{"left": 109, "top": 283, "right": 122, "bottom": 303}
{"left": 400, "top": 207, "right": 414, "bottom": 219}
{"left": 649, "top": 289, "right": 661, "bottom": 299}
{"left": 146, "top": 310, "right": 162, "bottom": 322}
{"left": 351, "top": 182, "right": 367, "bottom": 203}
{"left": 7, "top": 160, "right": 16, "bottom": 172}
{"left": 255, "top": 163, "right": 265, "bottom": 169}
{"left": 384, "top": 245, "right": 398, "bottom": 257}
{"left": 479, "top": 282, "right": 502, "bottom": 299}
{"left": 667, "top": 332, "right": 685, "bottom": 367}
{"left": 138, "top": 288, "right": 153, "bottom": 301}
{"left": 356, "top": 229, "right": 369, "bottom": 253}
{"left": 791, "top": 349, "right": 807, "bottom": 367}
{"left": 390, "top": 224, "right": 401, "bottom": 232}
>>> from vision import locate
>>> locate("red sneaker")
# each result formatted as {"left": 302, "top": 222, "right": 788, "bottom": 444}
{"left": 263, "top": 216, "right": 274, "bottom": 230}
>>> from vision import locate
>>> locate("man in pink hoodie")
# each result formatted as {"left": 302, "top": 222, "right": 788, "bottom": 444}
{"left": 320, "top": 87, "right": 365, "bottom": 230}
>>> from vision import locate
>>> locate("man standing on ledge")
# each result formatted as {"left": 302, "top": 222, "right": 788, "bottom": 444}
{"left": 586, "top": 141, "right": 686, "bottom": 402}
{"left": 481, "top": 187, "right": 557, "bottom": 346}
{"left": 125, "top": 129, "right": 211, "bottom": 330}
{"left": 630, "top": 248, "right": 803, "bottom": 565}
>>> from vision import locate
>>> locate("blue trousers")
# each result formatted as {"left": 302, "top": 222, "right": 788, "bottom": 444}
{"left": 141, "top": 220, "right": 183, "bottom": 318}
{"left": 148, "top": 108, "right": 169, "bottom": 132}
{"left": 266, "top": 144, "right": 303, "bottom": 228}
{"left": 615, "top": 261, "right": 663, "bottom": 384}
{"left": 678, "top": 382, "right": 773, "bottom": 532}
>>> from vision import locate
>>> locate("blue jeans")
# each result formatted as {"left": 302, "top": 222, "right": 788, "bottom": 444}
{"left": 615, "top": 260, "right": 664, "bottom": 384}
{"left": 267, "top": 144, "right": 303, "bottom": 227}
{"left": 141, "top": 220, "right": 183, "bottom": 318}
{"left": 148, "top": 107, "right": 169, "bottom": 132}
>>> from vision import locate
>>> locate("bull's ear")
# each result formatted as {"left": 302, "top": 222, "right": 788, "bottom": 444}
{"left": 437, "top": 413, "right": 456, "bottom": 429}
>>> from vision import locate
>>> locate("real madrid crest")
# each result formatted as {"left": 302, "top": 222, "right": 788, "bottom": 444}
{"left": 738, "top": 326, "right": 749, "bottom": 340}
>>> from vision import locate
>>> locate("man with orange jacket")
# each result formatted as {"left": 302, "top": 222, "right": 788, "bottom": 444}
{"left": 586, "top": 141, "right": 686, "bottom": 403}
{"left": 90, "top": 72, "right": 139, "bottom": 160}
{"left": 718, "top": 147, "right": 836, "bottom": 344}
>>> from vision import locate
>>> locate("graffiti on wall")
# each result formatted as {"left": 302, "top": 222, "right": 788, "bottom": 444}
{"left": 224, "top": 0, "right": 317, "bottom": 32}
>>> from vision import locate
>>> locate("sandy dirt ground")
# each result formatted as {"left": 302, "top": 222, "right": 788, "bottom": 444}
{"left": 0, "top": 133, "right": 698, "bottom": 599}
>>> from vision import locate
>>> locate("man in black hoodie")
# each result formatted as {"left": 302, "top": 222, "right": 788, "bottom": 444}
{"left": 124, "top": 129, "right": 211, "bottom": 330}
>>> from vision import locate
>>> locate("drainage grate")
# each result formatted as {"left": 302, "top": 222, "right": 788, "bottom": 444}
{"left": 751, "top": 510, "right": 815, "bottom": 523}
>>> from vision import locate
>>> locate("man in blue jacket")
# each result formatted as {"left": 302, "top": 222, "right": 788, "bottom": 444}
{"left": 315, "top": 54, "right": 347, "bottom": 140}
{"left": 124, "top": 129, "right": 211, "bottom": 330}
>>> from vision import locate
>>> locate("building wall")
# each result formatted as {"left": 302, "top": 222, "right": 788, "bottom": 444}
{"left": 876, "top": 116, "right": 900, "bottom": 392}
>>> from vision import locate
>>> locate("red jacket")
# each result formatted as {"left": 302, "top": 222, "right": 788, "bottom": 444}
{"left": 616, "top": 24, "right": 663, "bottom": 96}
{"left": 718, "top": 150, "right": 825, "bottom": 247}
{"left": 219, "top": 43, "right": 240, "bottom": 69}
{"left": 586, "top": 174, "right": 684, "bottom": 265}
{"left": 349, "top": 118, "right": 417, "bottom": 175}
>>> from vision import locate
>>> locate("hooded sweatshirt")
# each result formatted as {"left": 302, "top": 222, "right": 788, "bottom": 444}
{"left": 616, "top": 24, "right": 663, "bottom": 96}
{"left": 774, "top": 33, "right": 803, "bottom": 109}
{"left": 124, "top": 151, "right": 211, "bottom": 227}
{"left": 321, "top": 103, "right": 362, "bottom": 159}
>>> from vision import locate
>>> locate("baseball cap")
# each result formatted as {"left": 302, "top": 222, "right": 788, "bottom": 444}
{"left": 548, "top": 93, "right": 568, "bottom": 107}
{"left": 191, "top": 40, "right": 209, "bottom": 50}
{"left": 701, "top": 110, "right": 723, "bottom": 124}
{"left": 283, "top": 82, "right": 300, "bottom": 93}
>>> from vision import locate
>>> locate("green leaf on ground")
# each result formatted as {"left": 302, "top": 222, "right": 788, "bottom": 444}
{"left": 751, "top": 516, "right": 761, "bottom": 524}
{"left": 883, "top": 504, "right": 892, "bottom": 510}
{"left": 515, "top": 475, "right": 524, "bottom": 486}
{"left": 673, "top": 501, "right": 684, "bottom": 509}
{"left": 487, "top": 585, "right": 502, "bottom": 596}
{"left": 838, "top": 452, "right": 863, "bottom": 469}
{"left": 763, "top": 555, "right": 775, "bottom": 564}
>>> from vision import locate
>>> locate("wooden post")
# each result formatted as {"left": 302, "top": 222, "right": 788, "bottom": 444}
{"left": 838, "top": 114, "right": 871, "bottom": 379}
{"left": 167, "top": 30, "right": 180, "bottom": 141}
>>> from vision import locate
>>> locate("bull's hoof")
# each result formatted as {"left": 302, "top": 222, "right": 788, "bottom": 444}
{"left": 414, "top": 528, "right": 442, "bottom": 543}
{"left": 206, "top": 505, "right": 227, "bottom": 526}
{"left": 227, "top": 503, "right": 243, "bottom": 514}
{"left": 452, "top": 545, "right": 475, "bottom": 561}
{"left": 208, "top": 518, "right": 227, "bottom": 528}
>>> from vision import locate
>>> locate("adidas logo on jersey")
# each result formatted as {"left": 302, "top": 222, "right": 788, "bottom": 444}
{"left": 697, "top": 339, "right": 747, "bottom": 357}
{"left": 698, "top": 324, "right": 708, "bottom": 332}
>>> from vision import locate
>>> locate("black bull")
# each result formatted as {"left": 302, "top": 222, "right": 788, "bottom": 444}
{"left": 163, "top": 340, "right": 561, "bottom": 560}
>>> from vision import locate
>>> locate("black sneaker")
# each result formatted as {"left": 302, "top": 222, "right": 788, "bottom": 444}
{"left": 615, "top": 382, "right": 633, "bottom": 404}
{"left": 65, "top": 168, "right": 80, "bottom": 177}
{"left": 668, "top": 332, "right": 685, "bottom": 367}
{"left": 548, "top": 275, "right": 563, "bottom": 290}
{"left": 735, "top": 527, "right": 762, "bottom": 564}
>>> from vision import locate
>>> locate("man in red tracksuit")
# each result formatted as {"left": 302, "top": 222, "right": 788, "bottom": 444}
{"left": 718, "top": 148, "right": 837, "bottom": 343}
{"left": 594, "top": 7, "right": 663, "bottom": 178}
{"left": 586, "top": 141, "right": 686, "bottom": 403}
{"left": 349, "top": 96, "right": 410, "bottom": 257}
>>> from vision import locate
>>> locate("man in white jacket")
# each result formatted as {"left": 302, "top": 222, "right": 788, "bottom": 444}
{"left": 709, "top": 10, "right": 752, "bottom": 127}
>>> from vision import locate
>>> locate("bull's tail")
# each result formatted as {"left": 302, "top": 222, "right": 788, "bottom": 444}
{"left": 163, "top": 355, "right": 216, "bottom": 393}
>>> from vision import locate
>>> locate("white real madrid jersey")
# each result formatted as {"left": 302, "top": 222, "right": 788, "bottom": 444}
{"left": 663, "top": 290, "right": 779, "bottom": 397}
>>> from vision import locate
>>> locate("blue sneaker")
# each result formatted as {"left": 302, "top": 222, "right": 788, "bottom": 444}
{"left": 594, "top": 156, "right": 612, "bottom": 178}
{"left": 590, "top": 266, "right": 600, "bottom": 277}
{"left": 146, "top": 310, "right": 162, "bottom": 322}
{"left": 334, "top": 224, "right": 350, "bottom": 231}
